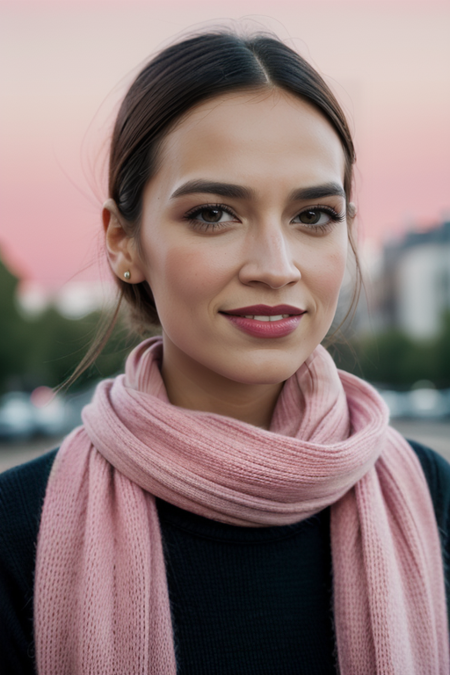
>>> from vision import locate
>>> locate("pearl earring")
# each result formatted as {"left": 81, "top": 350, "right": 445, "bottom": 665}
{"left": 123, "top": 271, "right": 131, "bottom": 280}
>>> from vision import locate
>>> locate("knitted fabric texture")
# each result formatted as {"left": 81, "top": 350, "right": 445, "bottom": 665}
{"left": 34, "top": 338, "right": 449, "bottom": 674}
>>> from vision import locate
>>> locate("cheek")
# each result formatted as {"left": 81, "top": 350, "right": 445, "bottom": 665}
{"left": 304, "top": 241, "right": 348, "bottom": 310}
{"left": 147, "top": 242, "right": 226, "bottom": 321}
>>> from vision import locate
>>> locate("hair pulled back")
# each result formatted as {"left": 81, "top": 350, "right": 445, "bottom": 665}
{"left": 109, "top": 30, "right": 356, "bottom": 329}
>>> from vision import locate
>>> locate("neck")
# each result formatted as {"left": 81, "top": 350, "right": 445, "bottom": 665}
{"left": 160, "top": 339, "right": 283, "bottom": 430}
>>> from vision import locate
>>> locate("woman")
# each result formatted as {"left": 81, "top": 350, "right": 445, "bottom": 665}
{"left": 1, "top": 29, "right": 449, "bottom": 674}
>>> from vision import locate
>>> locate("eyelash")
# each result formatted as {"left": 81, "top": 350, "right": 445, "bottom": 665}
{"left": 183, "top": 203, "right": 345, "bottom": 233}
{"left": 293, "top": 205, "right": 346, "bottom": 234}
{"left": 184, "top": 203, "right": 237, "bottom": 232}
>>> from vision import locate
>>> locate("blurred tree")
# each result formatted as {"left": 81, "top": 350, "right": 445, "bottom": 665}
{"left": 434, "top": 311, "right": 450, "bottom": 388}
{"left": 20, "top": 307, "right": 139, "bottom": 391}
{"left": 0, "top": 259, "right": 29, "bottom": 388}
{"left": 0, "top": 257, "right": 141, "bottom": 393}
{"left": 357, "top": 331, "right": 420, "bottom": 386}
{"left": 330, "top": 324, "right": 450, "bottom": 389}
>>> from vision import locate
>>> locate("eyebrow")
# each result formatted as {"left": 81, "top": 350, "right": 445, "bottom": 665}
{"left": 289, "top": 182, "right": 346, "bottom": 201}
{"left": 171, "top": 180, "right": 253, "bottom": 200}
{"left": 170, "top": 179, "right": 345, "bottom": 202}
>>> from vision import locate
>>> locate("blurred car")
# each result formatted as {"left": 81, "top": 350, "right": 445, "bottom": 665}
{"left": 0, "top": 385, "right": 96, "bottom": 443}
{"left": 407, "top": 386, "right": 449, "bottom": 419}
{"left": 0, "top": 392, "right": 36, "bottom": 441}
{"left": 31, "top": 388, "right": 73, "bottom": 437}
{"left": 379, "top": 385, "right": 450, "bottom": 420}
{"left": 378, "top": 390, "right": 409, "bottom": 419}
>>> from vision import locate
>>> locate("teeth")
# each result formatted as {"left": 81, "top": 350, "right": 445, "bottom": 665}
{"left": 243, "top": 314, "right": 290, "bottom": 321}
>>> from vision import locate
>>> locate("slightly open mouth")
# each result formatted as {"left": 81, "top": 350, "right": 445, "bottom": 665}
{"left": 238, "top": 314, "right": 290, "bottom": 321}
{"left": 220, "top": 312, "right": 302, "bottom": 322}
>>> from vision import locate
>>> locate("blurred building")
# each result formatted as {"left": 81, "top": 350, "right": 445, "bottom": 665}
{"left": 376, "top": 220, "right": 450, "bottom": 339}
{"left": 16, "top": 280, "right": 116, "bottom": 319}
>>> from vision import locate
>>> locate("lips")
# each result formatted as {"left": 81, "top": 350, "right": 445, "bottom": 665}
{"left": 222, "top": 304, "right": 305, "bottom": 317}
{"left": 220, "top": 305, "right": 305, "bottom": 339}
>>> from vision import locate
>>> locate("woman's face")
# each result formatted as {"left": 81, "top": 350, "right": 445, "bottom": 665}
{"left": 133, "top": 89, "right": 350, "bottom": 386}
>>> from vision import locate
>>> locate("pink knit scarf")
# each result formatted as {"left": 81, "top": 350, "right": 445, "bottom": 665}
{"left": 35, "top": 338, "right": 449, "bottom": 674}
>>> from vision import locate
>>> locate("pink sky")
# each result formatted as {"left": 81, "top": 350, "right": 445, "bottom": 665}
{"left": 1, "top": 0, "right": 449, "bottom": 287}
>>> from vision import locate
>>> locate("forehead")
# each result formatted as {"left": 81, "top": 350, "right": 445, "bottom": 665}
{"left": 155, "top": 89, "right": 346, "bottom": 192}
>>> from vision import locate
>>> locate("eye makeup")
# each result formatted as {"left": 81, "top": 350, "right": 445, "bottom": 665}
{"left": 183, "top": 202, "right": 345, "bottom": 234}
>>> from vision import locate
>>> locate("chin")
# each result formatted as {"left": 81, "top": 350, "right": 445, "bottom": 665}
{"left": 214, "top": 350, "right": 310, "bottom": 386}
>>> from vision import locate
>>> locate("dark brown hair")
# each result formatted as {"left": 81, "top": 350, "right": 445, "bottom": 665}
{"left": 68, "top": 29, "right": 359, "bottom": 385}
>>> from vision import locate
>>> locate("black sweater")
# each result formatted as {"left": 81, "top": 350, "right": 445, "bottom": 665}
{"left": 1, "top": 440, "right": 450, "bottom": 674}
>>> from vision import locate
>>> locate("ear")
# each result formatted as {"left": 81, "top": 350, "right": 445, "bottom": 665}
{"left": 102, "top": 199, "right": 146, "bottom": 283}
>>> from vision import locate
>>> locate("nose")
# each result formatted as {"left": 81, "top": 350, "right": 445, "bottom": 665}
{"left": 238, "top": 222, "right": 301, "bottom": 289}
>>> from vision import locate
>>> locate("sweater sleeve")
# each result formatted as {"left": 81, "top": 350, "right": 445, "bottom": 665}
{"left": 0, "top": 449, "right": 57, "bottom": 675}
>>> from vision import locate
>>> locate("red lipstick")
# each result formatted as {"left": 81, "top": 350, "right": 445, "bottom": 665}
{"left": 220, "top": 304, "right": 305, "bottom": 339}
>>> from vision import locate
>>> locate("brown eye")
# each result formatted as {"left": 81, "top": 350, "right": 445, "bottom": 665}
{"left": 185, "top": 204, "right": 237, "bottom": 230}
{"left": 299, "top": 209, "right": 321, "bottom": 225}
{"left": 292, "top": 207, "right": 343, "bottom": 229}
{"left": 200, "top": 208, "right": 223, "bottom": 223}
